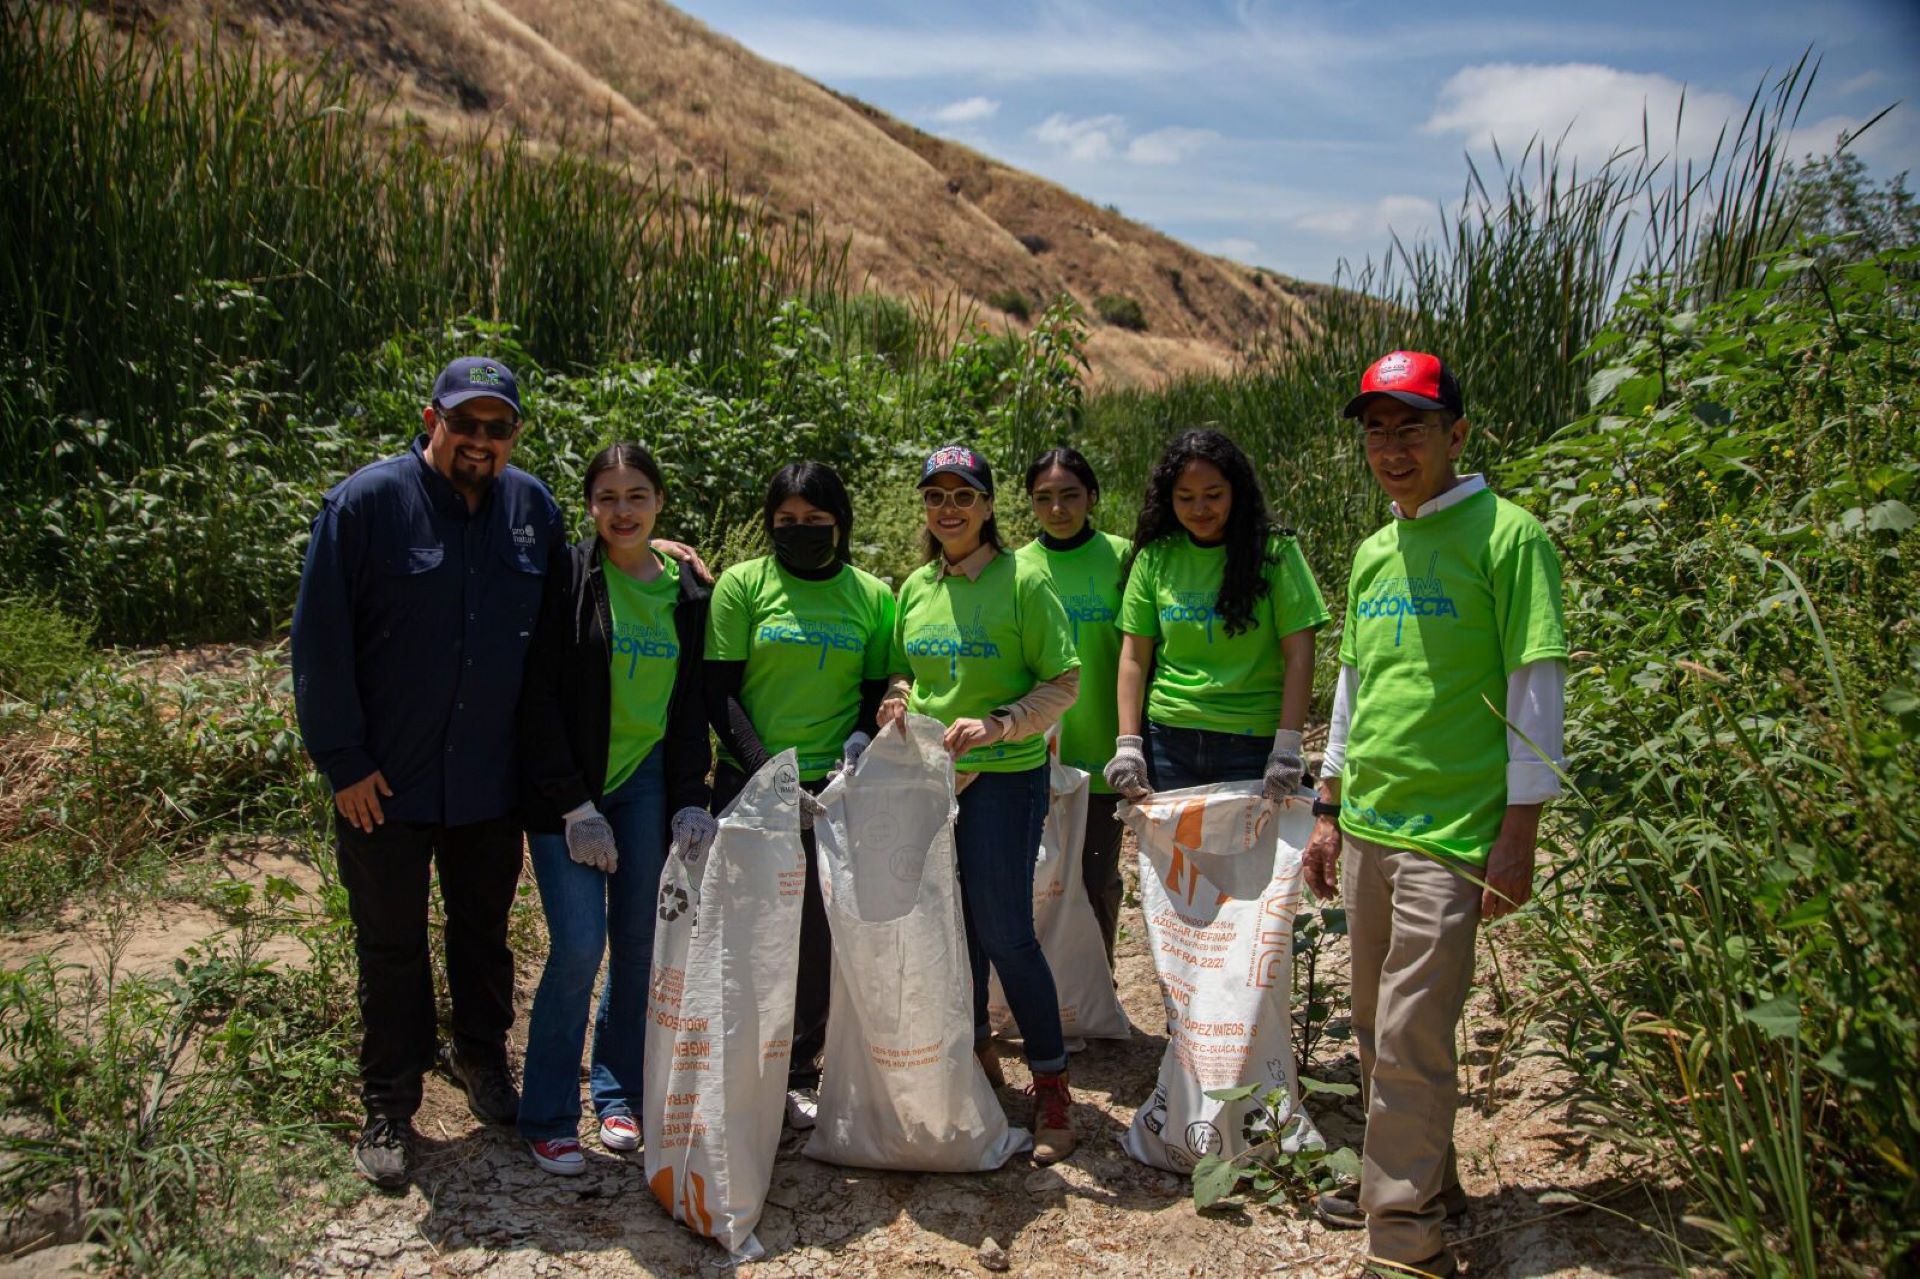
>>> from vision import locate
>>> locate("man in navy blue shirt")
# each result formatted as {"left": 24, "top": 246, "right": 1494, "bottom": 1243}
{"left": 292, "top": 357, "right": 563, "bottom": 1189}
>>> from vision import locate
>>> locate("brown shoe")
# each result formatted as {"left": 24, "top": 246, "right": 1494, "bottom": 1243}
{"left": 975, "top": 1042, "right": 1006, "bottom": 1090}
{"left": 1316, "top": 1183, "right": 1468, "bottom": 1231}
{"left": 1029, "top": 1070, "right": 1076, "bottom": 1164}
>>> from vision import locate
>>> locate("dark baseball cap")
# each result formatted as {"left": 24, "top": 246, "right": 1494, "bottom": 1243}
{"left": 919, "top": 444, "right": 994, "bottom": 494}
{"left": 432, "top": 357, "right": 523, "bottom": 416}
{"left": 1342, "top": 351, "right": 1464, "bottom": 419}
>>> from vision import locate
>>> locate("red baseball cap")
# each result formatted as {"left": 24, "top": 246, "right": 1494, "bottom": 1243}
{"left": 1342, "top": 350, "right": 1464, "bottom": 419}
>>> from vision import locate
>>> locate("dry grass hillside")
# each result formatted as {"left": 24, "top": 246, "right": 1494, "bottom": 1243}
{"left": 90, "top": 0, "right": 1314, "bottom": 385}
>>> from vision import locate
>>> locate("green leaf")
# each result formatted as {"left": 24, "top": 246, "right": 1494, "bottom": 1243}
{"left": 1299, "top": 1076, "right": 1360, "bottom": 1097}
{"left": 1866, "top": 499, "right": 1916, "bottom": 533}
{"left": 1204, "top": 1083, "right": 1263, "bottom": 1102}
{"left": 1776, "top": 896, "right": 1830, "bottom": 930}
{"left": 1321, "top": 1147, "right": 1363, "bottom": 1182}
{"left": 1586, "top": 364, "right": 1640, "bottom": 406}
{"left": 1191, "top": 1154, "right": 1244, "bottom": 1209}
{"left": 1741, "top": 996, "right": 1801, "bottom": 1041}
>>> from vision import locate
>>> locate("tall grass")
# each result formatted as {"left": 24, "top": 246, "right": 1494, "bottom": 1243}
{"left": 0, "top": 6, "right": 854, "bottom": 490}
{"left": 1076, "top": 58, "right": 1822, "bottom": 584}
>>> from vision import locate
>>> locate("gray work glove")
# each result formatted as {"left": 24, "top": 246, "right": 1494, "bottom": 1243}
{"left": 671, "top": 806, "right": 719, "bottom": 862}
{"left": 841, "top": 731, "right": 872, "bottom": 773}
{"left": 562, "top": 801, "right": 619, "bottom": 874}
{"left": 1262, "top": 729, "right": 1307, "bottom": 805}
{"left": 799, "top": 790, "right": 826, "bottom": 831}
{"left": 1103, "top": 734, "right": 1152, "bottom": 800}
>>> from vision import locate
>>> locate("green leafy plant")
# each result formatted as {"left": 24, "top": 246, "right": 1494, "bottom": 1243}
{"left": 1189, "top": 1079, "right": 1362, "bottom": 1211}
{"left": 1093, "top": 294, "right": 1146, "bottom": 331}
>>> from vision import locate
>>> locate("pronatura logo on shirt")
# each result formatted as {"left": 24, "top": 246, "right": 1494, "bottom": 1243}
{"left": 511, "top": 523, "right": 536, "bottom": 549}
{"left": 612, "top": 620, "right": 679, "bottom": 677}
{"left": 903, "top": 607, "right": 999, "bottom": 680}
{"left": 1159, "top": 590, "right": 1218, "bottom": 642}
{"left": 1341, "top": 795, "right": 1434, "bottom": 834}
{"left": 755, "top": 615, "right": 867, "bottom": 670}
{"left": 1060, "top": 578, "right": 1116, "bottom": 644}
{"left": 1354, "top": 552, "right": 1457, "bottom": 645}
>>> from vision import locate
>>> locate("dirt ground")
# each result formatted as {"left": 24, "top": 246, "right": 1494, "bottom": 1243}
{"left": 261, "top": 857, "right": 1697, "bottom": 1279}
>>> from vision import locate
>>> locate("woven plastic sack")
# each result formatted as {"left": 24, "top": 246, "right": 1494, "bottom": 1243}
{"left": 644, "top": 750, "right": 805, "bottom": 1261}
{"left": 804, "top": 713, "right": 1029, "bottom": 1171}
{"left": 1120, "top": 782, "right": 1324, "bottom": 1173}
{"left": 987, "top": 758, "right": 1132, "bottom": 1046}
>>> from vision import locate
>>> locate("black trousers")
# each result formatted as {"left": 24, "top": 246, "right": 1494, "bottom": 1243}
{"left": 1082, "top": 791, "right": 1127, "bottom": 966}
{"left": 711, "top": 761, "right": 830, "bottom": 1090}
{"left": 333, "top": 813, "right": 524, "bottom": 1119}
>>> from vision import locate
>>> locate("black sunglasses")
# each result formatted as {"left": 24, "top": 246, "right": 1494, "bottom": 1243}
{"left": 435, "top": 406, "right": 520, "bottom": 442}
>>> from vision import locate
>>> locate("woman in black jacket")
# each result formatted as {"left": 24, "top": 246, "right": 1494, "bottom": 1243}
{"left": 515, "top": 442, "right": 713, "bottom": 1176}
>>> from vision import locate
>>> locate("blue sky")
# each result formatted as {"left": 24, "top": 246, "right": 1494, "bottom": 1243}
{"left": 672, "top": 0, "right": 1920, "bottom": 284}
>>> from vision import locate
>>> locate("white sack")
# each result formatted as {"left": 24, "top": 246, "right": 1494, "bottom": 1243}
{"left": 644, "top": 750, "right": 805, "bottom": 1261}
{"left": 804, "top": 713, "right": 1029, "bottom": 1171}
{"left": 987, "top": 758, "right": 1132, "bottom": 1045}
{"left": 1120, "top": 783, "right": 1324, "bottom": 1174}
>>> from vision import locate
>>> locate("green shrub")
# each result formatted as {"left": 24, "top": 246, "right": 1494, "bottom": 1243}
{"left": 987, "top": 288, "right": 1032, "bottom": 322}
{"left": 1508, "top": 245, "right": 1920, "bottom": 1272}
{"left": 0, "top": 595, "right": 91, "bottom": 705}
{"left": 1093, "top": 294, "right": 1146, "bottom": 331}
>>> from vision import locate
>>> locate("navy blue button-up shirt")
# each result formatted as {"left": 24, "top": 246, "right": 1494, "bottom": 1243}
{"left": 291, "top": 435, "right": 564, "bottom": 826}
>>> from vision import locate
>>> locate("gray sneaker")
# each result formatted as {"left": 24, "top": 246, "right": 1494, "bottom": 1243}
{"left": 441, "top": 1045, "right": 520, "bottom": 1125}
{"left": 354, "top": 1115, "right": 414, "bottom": 1189}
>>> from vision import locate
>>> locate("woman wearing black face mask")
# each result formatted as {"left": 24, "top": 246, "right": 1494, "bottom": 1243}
{"left": 702, "top": 460, "right": 896, "bottom": 1131}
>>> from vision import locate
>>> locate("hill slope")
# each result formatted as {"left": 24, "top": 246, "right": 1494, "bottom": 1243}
{"left": 95, "top": 0, "right": 1311, "bottom": 384}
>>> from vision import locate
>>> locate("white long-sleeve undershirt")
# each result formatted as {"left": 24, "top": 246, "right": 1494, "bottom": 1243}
{"left": 1321, "top": 659, "right": 1566, "bottom": 806}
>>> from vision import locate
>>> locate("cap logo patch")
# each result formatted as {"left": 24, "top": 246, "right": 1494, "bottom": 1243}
{"left": 468, "top": 364, "right": 504, "bottom": 386}
{"left": 1374, "top": 353, "right": 1413, "bottom": 385}
{"left": 927, "top": 446, "right": 977, "bottom": 469}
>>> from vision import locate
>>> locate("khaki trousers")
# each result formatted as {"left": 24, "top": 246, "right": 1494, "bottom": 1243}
{"left": 1343, "top": 832, "right": 1482, "bottom": 1264}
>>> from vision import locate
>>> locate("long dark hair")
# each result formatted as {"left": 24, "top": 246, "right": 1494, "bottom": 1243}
{"left": 1122, "top": 429, "right": 1281, "bottom": 637}
{"left": 1024, "top": 446, "right": 1100, "bottom": 502}
{"left": 764, "top": 461, "right": 855, "bottom": 563}
{"left": 583, "top": 441, "right": 664, "bottom": 501}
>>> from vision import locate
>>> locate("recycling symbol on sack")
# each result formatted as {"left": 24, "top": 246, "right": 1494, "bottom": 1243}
{"left": 1242, "top": 1106, "right": 1276, "bottom": 1147}
{"left": 1141, "top": 1085, "right": 1169, "bottom": 1136}
{"left": 657, "top": 883, "right": 690, "bottom": 923}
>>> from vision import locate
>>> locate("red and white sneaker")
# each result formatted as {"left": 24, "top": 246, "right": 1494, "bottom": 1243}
{"left": 528, "top": 1138, "right": 585, "bottom": 1176}
{"left": 599, "top": 1114, "right": 640, "bottom": 1152}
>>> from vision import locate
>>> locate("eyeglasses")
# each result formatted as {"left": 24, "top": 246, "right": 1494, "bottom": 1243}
{"left": 435, "top": 407, "right": 520, "bottom": 442}
{"left": 1361, "top": 423, "right": 1442, "bottom": 451}
{"left": 921, "top": 487, "right": 983, "bottom": 510}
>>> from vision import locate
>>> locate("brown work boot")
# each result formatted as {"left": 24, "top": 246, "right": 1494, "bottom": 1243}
{"left": 975, "top": 1041, "right": 1006, "bottom": 1090}
{"left": 1029, "top": 1070, "right": 1076, "bottom": 1164}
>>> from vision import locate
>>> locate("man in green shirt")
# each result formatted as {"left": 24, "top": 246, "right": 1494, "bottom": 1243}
{"left": 1303, "top": 352, "right": 1567, "bottom": 1277}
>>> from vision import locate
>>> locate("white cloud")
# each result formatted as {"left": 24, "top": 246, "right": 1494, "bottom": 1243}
{"left": 1203, "top": 237, "right": 1260, "bottom": 262}
{"left": 1126, "top": 127, "right": 1220, "bottom": 165}
{"left": 1289, "top": 194, "right": 1437, "bottom": 240}
{"left": 931, "top": 96, "right": 1000, "bottom": 124}
{"left": 1032, "top": 112, "right": 1126, "bottom": 162}
{"left": 1424, "top": 63, "right": 1739, "bottom": 168}
{"left": 1836, "top": 70, "right": 1887, "bottom": 97}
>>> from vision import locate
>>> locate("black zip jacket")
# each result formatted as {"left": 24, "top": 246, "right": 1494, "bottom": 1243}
{"left": 517, "top": 535, "right": 711, "bottom": 832}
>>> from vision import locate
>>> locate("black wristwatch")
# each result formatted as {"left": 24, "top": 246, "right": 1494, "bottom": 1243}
{"left": 1310, "top": 799, "right": 1342, "bottom": 819}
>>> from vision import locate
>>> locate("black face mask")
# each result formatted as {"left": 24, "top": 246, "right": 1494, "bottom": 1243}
{"left": 771, "top": 523, "right": 839, "bottom": 571}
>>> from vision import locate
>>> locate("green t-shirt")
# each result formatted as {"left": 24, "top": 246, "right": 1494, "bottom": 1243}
{"left": 889, "top": 550, "right": 1080, "bottom": 773}
{"left": 1116, "top": 532, "right": 1330, "bottom": 736}
{"left": 706, "top": 555, "right": 897, "bottom": 781}
{"left": 1015, "top": 532, "right": 1129, "bottom": 791}
{"left": 603, "top": 555, "right": 682, "bottom": 791}
{"left": 1338, "top": 486, "right": 1567, "bottom": 866}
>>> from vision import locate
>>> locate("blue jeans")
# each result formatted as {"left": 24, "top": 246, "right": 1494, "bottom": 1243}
{"left": 518, "top": 748, "right": 667, "bottom": 1141}
{"left": 1146, "top": 720, "right": 1270, "bottom": 790}
{"left": 955, "top": 765, "right": 1067, "bottom": 1075}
